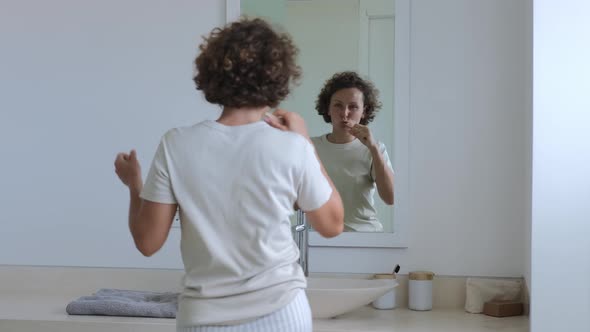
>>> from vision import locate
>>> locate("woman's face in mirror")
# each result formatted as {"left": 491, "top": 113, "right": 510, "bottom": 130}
{"left": 328, "top": 88, "right": 365, "bottom": 131}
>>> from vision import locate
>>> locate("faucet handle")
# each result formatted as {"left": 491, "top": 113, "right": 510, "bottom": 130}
{"left": 293, "top": 224, "right": 306, "bottom": 232}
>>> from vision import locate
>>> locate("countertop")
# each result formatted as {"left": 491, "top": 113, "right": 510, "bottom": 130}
{"left": 0, "top": 292, "right": 528, "bottom": 332}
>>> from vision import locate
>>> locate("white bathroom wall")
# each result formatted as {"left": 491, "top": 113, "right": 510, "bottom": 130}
{"left": 0, "top": 0, "right": 225, "bottom": 268}
{"left": 311, "top": 0, "right": 530, "bottom": 277}
{"left": 531, "top": 1, "right": 590, "bottom": 331}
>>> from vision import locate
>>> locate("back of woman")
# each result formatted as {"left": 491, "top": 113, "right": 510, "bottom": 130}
{"left": 114, "top": 18, "right": 344, "bottom": 332}
{"left": 147, "top": 121, "right": 327, "bottom": 326}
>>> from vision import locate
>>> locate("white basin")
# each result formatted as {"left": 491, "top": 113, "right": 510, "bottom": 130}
{"left": 304, "top": 277, "right": 398, "bottom": 318}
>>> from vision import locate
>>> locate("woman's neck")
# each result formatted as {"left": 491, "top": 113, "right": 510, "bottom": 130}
{"left": 217, "top": 106, "right": 270, "bottom": 126}
{"left": 327, "top": 129, "right": 356, "bottom": 144}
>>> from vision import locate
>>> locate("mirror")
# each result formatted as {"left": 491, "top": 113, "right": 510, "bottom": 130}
{"left": 241, "top": 0, "right": 410, "bottom": 245}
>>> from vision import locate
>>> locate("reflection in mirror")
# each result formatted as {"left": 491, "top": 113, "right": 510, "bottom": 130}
{"left": 242, "top": 0, "right": 396, "bottom": 232}
{"left": 311, "top": 72, "right": 395, "bottom": 232}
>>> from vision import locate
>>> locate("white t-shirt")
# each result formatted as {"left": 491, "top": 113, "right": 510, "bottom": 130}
{"left": 140, "top": 120, "right": 332, "bottom": 327}
{"left": 311, "top": 134, "right": 393, "bottom": 232}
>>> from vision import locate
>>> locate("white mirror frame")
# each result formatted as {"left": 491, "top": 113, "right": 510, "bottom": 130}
{"left": 227, "top": 0, "right": 241, "bottom": 22}
{"left": 230, "top": 0, "right": 410, "bottom": 248}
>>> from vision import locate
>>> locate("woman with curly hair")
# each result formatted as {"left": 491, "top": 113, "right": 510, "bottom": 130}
{"left": 311, "top": 71, "right": 395, "bottom": 232}
{"left": 114, "top": 18, "right": 343, "bottom": 331}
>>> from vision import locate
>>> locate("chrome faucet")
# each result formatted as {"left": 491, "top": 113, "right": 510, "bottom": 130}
{"left": 293, "top": 210, "right": 308, "bottom": 277}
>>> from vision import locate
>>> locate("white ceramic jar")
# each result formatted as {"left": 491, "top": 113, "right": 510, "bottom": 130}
{"left": 371, "top": 273, "right": 397, "bottom": 309}
{"left": 408, "top": 271, "right": 435, "bottom": 311}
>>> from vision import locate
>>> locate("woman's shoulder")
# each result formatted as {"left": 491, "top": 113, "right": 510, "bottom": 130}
{"left": 162, "top": 120, "right": 228, "bottom": 137}
{"left": 261, "top": 125, "right": 309, "bottom": 143}
{"left": 155, "top": 122, "right": 213, "bottom": 147}
{"left": 310, "top": 134, "right": 328, "bottom": 146}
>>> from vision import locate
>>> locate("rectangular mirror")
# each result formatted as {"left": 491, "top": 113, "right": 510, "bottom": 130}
{"left": 241, "top": 0, "right": 409, "bottom": 247}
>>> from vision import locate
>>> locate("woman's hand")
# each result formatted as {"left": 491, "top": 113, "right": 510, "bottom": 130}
{"left": 263, "top": 109, "right": 310, "bottom": 139}
{"left": 114, "top": 149, "right": 143, "bottom": 192}
{"left": 348, "top": 123, "right": 376, "bottom": 148}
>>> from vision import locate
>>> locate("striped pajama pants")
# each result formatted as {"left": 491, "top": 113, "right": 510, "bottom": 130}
{"left": 177, "top": 289, "right": 312, "bottom": 332}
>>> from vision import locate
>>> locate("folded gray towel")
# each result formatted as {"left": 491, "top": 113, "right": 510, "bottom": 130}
{"left": 66, "top": 288, "right": 179, "bottom": 318}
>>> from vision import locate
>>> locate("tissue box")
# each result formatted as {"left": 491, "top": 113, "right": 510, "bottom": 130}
{"left": 465, "top": 278, "right": 523, "bottom": 313}
{"left": 483, "top": 300, "right": 523, "bottom": 317}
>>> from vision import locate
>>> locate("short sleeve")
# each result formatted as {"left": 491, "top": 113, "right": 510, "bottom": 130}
{"left": 140, "top": 139, "right": 177, "bottom": 204}
{"left": 296, "top": 140, "right": 332, "bottom": 212}
{"left": 371, "top": 142, "right": 394, "bottom": 180}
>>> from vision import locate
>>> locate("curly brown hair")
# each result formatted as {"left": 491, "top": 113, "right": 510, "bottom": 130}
{"left": 194, "top": 18, "right": 301, "bottom": 108}
{"left": 315, "top": 71, "right": 381, "bottom": 125}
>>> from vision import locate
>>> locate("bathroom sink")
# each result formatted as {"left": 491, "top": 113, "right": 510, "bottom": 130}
{"left": 304, "top": 277, "right": 397, "bottom": 318}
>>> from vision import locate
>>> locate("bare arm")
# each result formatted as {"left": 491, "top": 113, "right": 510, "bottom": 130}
{"left": 303, "top": 142, "right": 344, "bottom": 238}
{"left": 264, "top": 110, "right": 344, "bottom": 238}
{"left": 369, "top": 145, "right": 395, "bottom": 205}
{"left": 115, "top": 150, "right": 177, "bottom": 256}
{"left": 350, "top": 124, "right": 395, "bottom": 205}
{"left": 128, "top": 186, "right": 177, "bottom": 256}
